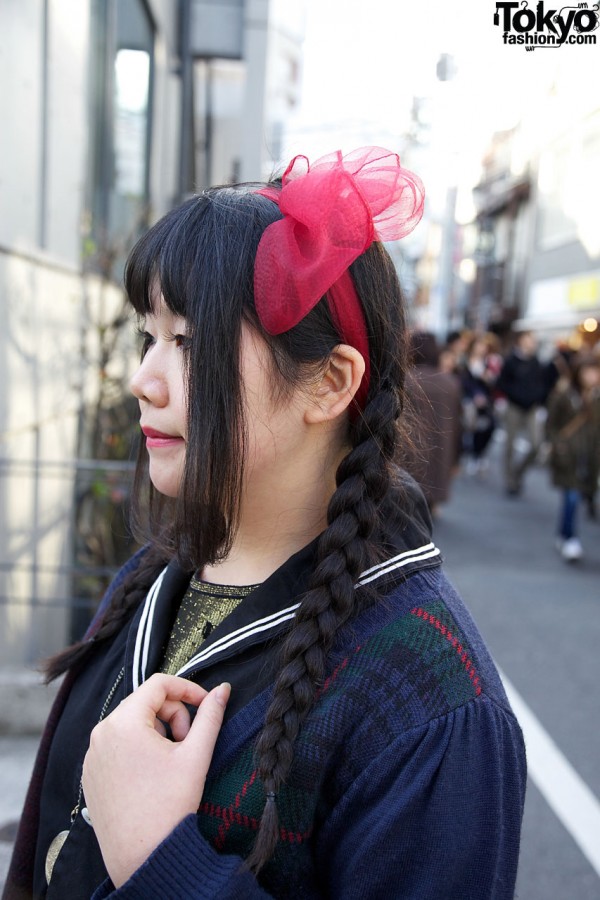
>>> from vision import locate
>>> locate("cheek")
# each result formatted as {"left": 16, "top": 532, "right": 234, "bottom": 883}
{"left": 172, "top": 365, "right": 189, "bottom": 437}
{"left": 245, "top": 411, "right": 280, "bottom": 471}
{"left": 147, "top": 447, "right": 186, "bottom": 498}
{"left": 178, "top": 397, "right": 189, "bottom": 440}
{"left": 246, "top": 400, "right": 308, "bottom": 476}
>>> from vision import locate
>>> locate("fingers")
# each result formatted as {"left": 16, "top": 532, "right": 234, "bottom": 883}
{"left": 103, "top": 675, "right": 229, "bottom": 748}
{"left": 118, "top": 674, "right": 208, "bottom": 730}
{"left": 154, "top": 701, "right": 193, "bottom": 742}
{"left": 139, "top": 673, "right": 209, "bottom": 710}
{"left": 182, "top": 683, "right": 231, "bottom": 770}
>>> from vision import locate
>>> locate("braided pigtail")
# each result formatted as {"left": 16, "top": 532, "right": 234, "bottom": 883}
{"left": 246, "top": 382, "right": 400, "bottom": 872}
{"left": 43, "top": 543, "right": 169, "bottom": 682}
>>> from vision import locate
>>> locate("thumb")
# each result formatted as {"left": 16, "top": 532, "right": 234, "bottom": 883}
{"left": 182, "top": 682, "right": 231, "bottom": 770}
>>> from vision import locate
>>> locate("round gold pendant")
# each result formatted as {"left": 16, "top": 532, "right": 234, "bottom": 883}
{"left": 45, "top": 829, "right": 70, "bottom": 884}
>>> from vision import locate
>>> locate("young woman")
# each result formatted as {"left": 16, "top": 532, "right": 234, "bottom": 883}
{"left": 460, "top": 333, "right": 500, "bottom": 476}
{"left": 5, "top": 148, "right": 526, "bottom": 900}
{"left": 546, "top": 353, "right": 600, "bottom": 562}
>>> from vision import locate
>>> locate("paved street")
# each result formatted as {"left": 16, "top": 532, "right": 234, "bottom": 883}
{"left": 1, "top": 439, "right": 599, "bottom": 898}
{"left": 0, "top": 736, "right": 38, "bottom": 892}
{"left": 434, "top": 440, "right": 600, "bottom": 900}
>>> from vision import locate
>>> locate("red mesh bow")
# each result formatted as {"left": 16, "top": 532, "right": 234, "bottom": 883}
{"left": 254, "top": 146, "right": 425, "bottom": 412}
{"left": 254, "top": 147, "right": 424, "bottom": 333}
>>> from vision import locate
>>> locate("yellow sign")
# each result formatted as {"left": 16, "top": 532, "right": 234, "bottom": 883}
{"left": 568, "top": 276, "right": 600, "bottom": 310}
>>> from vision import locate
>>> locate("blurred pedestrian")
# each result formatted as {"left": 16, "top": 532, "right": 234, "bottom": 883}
{"left": 461, "top": 333, "right": 499, "bottom": 476}
{"left": 443, "top": 329, "right": 471, "bottom": 378}
{"left": 546, "top": 355, "right": 600, "bottom": 562}
{"left": 496, "top": 330, "right": 559, "bottom": 496}
{"left": 438, "top": 344, "right": 460, "bottom": 378}
{"left": 404, "top": 331, "right": 463, "bottom": 515}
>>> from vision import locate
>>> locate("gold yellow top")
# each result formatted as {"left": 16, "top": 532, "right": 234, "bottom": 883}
{"left": 161, "top": 576, "right": 259, "bottom": 675}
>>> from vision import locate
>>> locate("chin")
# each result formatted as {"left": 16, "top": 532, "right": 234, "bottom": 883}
{"left": 148, "top": 464, "right": 183, "bottom": 498}
{"left": 149, "top": 479, "right": 181, "bottom": 498}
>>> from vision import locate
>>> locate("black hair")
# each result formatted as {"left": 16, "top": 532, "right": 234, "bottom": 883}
{"left": 44, "top": 183, "right": 410, "bottom": 873}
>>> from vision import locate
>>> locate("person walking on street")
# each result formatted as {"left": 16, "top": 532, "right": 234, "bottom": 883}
{"left": 404, "top": 331, "right": 463, "bottom": 516}
{"left": 546, "top": 354, "right": 600, "bottom": 562}
{"left": 496, "top": 330, "right": 559, "bottom": 496}
{"left": 4, "top": 148, "right": 526, "bottom": 900}
{"left": 460, "top": 333, "right": 499, "bottom": 477}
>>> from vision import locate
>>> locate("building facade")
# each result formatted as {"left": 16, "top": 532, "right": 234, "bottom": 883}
{"left": 466, "top": 70, "right": 600, "bottom": 350}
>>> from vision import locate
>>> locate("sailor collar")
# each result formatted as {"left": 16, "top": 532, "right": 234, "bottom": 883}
{"left": 126, "top": 529, "right": 441, "bottom": 695}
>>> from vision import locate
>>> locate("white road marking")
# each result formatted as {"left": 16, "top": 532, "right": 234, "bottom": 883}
{"left": 499, "top": 669, "right": 600, "bottom": 878}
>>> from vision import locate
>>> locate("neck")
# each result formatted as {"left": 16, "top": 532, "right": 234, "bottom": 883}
{"left": 201, "top": 432, "right": 345, "bottom": 586}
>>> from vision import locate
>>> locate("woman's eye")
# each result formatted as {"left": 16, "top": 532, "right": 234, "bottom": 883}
{"left": 135, "top": 326, "right": 190, "bottom": 355}
{"left": 169, "top": 332, "right": 192, "bottom": 350}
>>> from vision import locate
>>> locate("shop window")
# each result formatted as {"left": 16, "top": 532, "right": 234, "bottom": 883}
{"left": 86, "top": 0, "right": 154, "bottom": 280}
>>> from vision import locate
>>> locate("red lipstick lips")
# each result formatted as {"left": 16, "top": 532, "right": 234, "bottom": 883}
{"left": 141, "top": 426, "right": 184, "bottom": 449}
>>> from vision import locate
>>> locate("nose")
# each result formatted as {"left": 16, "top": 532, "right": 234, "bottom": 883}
{"left": 129, "top": 352, "right": 169, "bottom": 407}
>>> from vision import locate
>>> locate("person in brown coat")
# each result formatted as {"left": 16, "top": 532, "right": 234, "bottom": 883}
{"left": 546, "top": 354, "right": 600, "bottom": 562}
{"left": 403, "top": 331, "right": 463, "bottom": 516}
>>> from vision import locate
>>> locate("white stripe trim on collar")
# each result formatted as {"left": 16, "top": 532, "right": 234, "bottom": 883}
{"left": 356, "top": 545, "right": 441, "bottom": 587}
{"left": 176, "top": 605, "right": 301, "bottom": 676}
{"left": 132, "top": 566, "right": 168, "bottom": 690}
{"left": 359, "top": 543, "right": 436, "bottom": 579}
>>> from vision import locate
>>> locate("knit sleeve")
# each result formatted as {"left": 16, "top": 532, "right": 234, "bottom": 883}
{"left": 90, "top": 816, "right": 273, "bottom": 900}
{"left": 316, "top": 694, "right": 526, "bottom": 900}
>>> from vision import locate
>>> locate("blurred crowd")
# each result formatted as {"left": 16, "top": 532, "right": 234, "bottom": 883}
{"left": 404, "top": 327, "right": 600, "bottom": 564}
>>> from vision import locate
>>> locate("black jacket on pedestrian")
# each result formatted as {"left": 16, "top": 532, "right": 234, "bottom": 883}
{"left": 497, "top": 350, "right": 558, "bottom": 411}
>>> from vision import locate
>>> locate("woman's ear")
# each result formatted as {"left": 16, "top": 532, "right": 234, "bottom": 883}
{"left": 304, "top": 344, "right": 366, "bottom": 424}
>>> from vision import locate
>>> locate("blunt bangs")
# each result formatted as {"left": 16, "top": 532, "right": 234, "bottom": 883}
{"left": 124, "top": 197, "right": 211, "bottom": 320}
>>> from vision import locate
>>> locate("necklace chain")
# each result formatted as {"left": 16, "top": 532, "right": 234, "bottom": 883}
{"left": 70, "top": 666, "right": 125, "bottom": 823}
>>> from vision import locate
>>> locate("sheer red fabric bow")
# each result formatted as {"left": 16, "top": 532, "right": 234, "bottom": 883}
{"left": 254, "top": 146, "right": 425, "bottom": 412}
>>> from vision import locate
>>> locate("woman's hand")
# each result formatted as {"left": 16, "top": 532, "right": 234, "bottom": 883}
{"left": 82, "top": 673, "right": 230, "bottom": 888}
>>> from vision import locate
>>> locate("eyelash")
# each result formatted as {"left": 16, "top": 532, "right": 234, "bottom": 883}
{"left": 165, "top": 332, "right": 191, "bottom": 350}
{"left": 136, "top": 328, "right": 191, "bottom": 356}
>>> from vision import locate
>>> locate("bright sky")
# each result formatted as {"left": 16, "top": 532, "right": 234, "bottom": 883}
{"left": 283, "top": 0, "right": 597, "bottom": 218}
{"left": 291, "top": 0, "right": 597, "bottom": 135}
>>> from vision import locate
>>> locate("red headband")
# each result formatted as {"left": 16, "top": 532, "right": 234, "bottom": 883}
{"left": 254, "top": 147, "right": 425, "bottom": 413}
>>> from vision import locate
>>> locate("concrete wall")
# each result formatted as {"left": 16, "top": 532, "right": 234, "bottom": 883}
{"left": 0, "top": 250, "right": 84, "bottom": 665}
{"left": 0, "top": 1, "right": 92, "bottom": 666}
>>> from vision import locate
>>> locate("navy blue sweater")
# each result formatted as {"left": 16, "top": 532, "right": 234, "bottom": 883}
{"left": 5, "top": 486, "right": 526, "bottom": 899}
